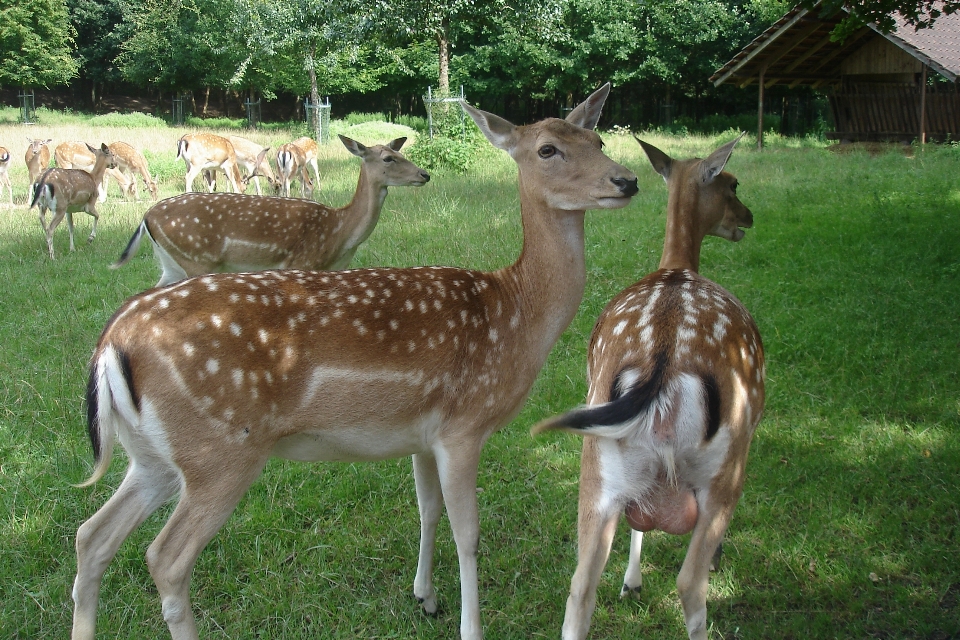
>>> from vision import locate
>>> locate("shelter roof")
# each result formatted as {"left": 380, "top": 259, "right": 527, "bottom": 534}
{"left": 711, "top": 4, "right": 960, "bottom": 87}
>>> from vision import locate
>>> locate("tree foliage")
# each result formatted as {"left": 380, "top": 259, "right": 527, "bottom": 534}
{"left": 0, "top": 0, "right": 78, "bottom": 88}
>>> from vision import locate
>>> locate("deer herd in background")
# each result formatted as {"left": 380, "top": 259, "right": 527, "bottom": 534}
{"left": 8, "top": 85, "right": 764, "bottom": 640}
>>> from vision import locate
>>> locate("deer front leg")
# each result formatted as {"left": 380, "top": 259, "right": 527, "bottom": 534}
{"left": 620, "top": 529, "right": 644, "bottom": 599}
{"left": 412, "top": 451, "right": 442, "bottom": 614}
{"left": 84, "top": 205, "right": 99, "bottom": 244}
{"left": 436, "top": 441, "right": 483, "bottom": 640}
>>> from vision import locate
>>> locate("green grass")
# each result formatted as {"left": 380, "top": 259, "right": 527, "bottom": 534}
{"left": 0, "top": 115, "right": 958, "bottom": 639}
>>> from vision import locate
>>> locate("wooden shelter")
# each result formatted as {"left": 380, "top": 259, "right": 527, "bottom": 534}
{"left": 711, "top": 4, "right": 960, "bottom": 145}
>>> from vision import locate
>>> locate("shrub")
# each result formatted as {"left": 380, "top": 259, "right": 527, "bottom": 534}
{"left": 88, "top": 112, "right": 167, "bottom": 128}
{"left": 405, "top": 135, "right": 478, "bottom": 173}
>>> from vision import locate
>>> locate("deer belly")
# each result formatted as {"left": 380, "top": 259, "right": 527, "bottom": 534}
{"left": 624, "top": 485, "right": 698, "bottom": 535}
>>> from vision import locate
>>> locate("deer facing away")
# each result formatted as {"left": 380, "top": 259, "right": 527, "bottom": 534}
{"left": 0, "top": 146, "right": 11, "bottom": 206}
{"left": 276, "top": 140, "right": 313, "bottom": 198}
{"left": 30, "top": 143, "right": 116, "bottom": 259}
{"left": 111, "top": 135, "right": 429, "bottom": 287}
{"left": 533, "top": 135, "right": 763, "bottom": 640}
{"left": 72, "top": 84, "right": 638, "bottom": 640}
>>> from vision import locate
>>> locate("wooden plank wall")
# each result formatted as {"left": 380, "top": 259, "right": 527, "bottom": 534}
{"left": 828, "top": 82, "right": 960, "bottom": 141}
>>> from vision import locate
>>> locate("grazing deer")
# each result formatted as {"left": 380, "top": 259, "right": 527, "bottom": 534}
{"left": 177, "top": 133, "right": 243, "bottom": 193}
{"left": 30, "top": 143, "right": 116, "bottom": 259}
{"left": 0, "top": 146, "right": 12, "bottom": 206}
{"left": 112, "top": 135, "right": 429, "bottom": 287}
{"left": 532, "top": 135, "right": 762, "bottom": 640}
{"left": 55, "top": 141, "right": 127, "bottom": 203}
{"left": 72, "top": 84, "right": 638, "bottom": 640}
{"left": 276, "top": 140, "right": 313, "bottom": 198}
{"left": 25, "top": 137, "right": 53, "bottom": 195}
{"left": 107, "top": 141, "right": 160, "bottom": 201}
{"left": 202, "top": 135, "right": 280, "bottom": 195}
{"left": 292, "top": 135, "right": 321, "bottom": 189}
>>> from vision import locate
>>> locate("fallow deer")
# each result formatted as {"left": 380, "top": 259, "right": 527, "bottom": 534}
{"left": 55, "top": 141, "right": 127, "bottom": 202}
{"left": 276, "top": 140, "right": 313, "bottom": 198}
{"left": 108, "top": 141, "right": 160, "bottom": 201}
{"left": 111, "top": 135, "right": 428, "bottom": 287}
{"left": 30, "top": 143, "right": 116, "bottom": 259}
{"left": 532, "top": 135, "right": 763, "bottom": 640}
{"left": 72, "top": 83, "right": 638, "bottom": 640}
{"left": 0, "top": 146, "right": 12, "bottom": 206}
{"left": 292, "top": 135, "right": 321, "bottom": 189}
{"left": 202, "top": 134, "right": 280, "bottom": 195}
{"left": 25, "top": 137, "right": 52, "bottom": 196}
{"left": 176, "top": 132, "right": 243, "bottom": 193}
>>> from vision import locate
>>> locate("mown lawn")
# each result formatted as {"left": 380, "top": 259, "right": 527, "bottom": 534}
{"left": 0, "top": 113, "right": 957, "bottom": 639}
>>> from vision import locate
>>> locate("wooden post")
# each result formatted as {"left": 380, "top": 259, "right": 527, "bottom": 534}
{"left": 918, "top": 64, "right": 928, "bottom": 145}
{"left": 758, "top": 65, "right": 766, "bottom": 150}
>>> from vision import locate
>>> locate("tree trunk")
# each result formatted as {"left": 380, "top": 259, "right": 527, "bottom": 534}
{"left": 436, "top": 17, "right": 450, "bottom": 95}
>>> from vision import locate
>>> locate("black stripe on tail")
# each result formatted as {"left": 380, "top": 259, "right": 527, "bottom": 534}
{"left": 84, "top": 348, "right": 139, "bottom": 463}
{"left": 29, "top": 168, "right": 56, "bottom": 208}
{"left": 703, "top": 373, "right": 722, "bottom": 441}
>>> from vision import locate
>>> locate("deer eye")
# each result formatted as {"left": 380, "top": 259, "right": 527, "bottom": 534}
{"left": 538, "top": 144, "right": 557, "bottom": 159}
{"left": 383, "top": 155, "right": 395, "bottom": 163}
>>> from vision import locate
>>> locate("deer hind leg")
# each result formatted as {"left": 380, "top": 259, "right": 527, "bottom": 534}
{"left": 620, "top": 529, "right": 644, "bottom": 599}
{"left": 675, "top": 491, "right": 739, "bottom": 640}
{"left": 73, "top": 460, "right": 180, "bottom": 640}
{"left": 412, "top": 452, "right": 442, "bottom": 614}
{"left": 436, "top": 441, "right": 483, "bottom": 640}
{"left": 146, "top": 455, "right": 268, "bottom": 640}
{"left": 84, "top": 204, "right": 99, "bottom": 243}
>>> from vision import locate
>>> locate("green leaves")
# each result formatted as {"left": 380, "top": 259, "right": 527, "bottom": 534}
{"left": 0, "top": 0, "right": 78, "bottom": 88}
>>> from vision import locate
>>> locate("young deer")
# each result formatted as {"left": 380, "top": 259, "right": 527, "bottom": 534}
{"left": 112, "top": 135, "right": 428, "bottom": 287}
{"left": 201, "top": 135, "right": 281, "bottom": 195}
{"left": 533, "top": 135, "right": 763, "bottom": 640}
{"left": 0, "top": 146, "right": 11, "bottom": 206}
{"left": 55, "top": 141, "right": 126, "bottom": 202}
{"left": 30, "top": 143, "right": 116, "bottom": 259}
{"left": 25, "top": 137, "right": 53, "bottom": 194}
{"left": 73, "top": 84, "right": 638, "bottom": 640}
{"left": 292, "top": 135, "right": 321, "bottom": 189}
{"left": 276, "top": 140, "right": 313, "bottom": 198}
{"left": 107, "top": 141, "right": 160, "bottom": 201}
{"left": 177, "top": 132, "right": 243, "bottom": 193}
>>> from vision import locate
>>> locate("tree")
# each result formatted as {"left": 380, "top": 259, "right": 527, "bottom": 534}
{"left": 0, "top": 0, "right": 78, "bottom": 89}
{"left": 67, "top": 0, "right": 126, "bottom": 108}
{"left": 808, "top": 0, "right": 960, "bottom": 38}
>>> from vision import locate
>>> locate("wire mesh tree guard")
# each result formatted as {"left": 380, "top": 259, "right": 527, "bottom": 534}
{"left": 172, "top": 94, "right": 189, "bottom": 126}
{"left": 244, "top": 98, "right": 261, "bottom": 129}
{"left": 19, "top": 90, "right": 36, "bottom": 125}
{"left": 423, "top": 86, "right": 467, "bottom": 141}
{"left": 305, "top": 97, "right": 332, "bottom": 143}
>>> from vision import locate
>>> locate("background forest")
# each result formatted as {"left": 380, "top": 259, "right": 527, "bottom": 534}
{"left": 2, "top": 0, "right": 815, "bottom": 128}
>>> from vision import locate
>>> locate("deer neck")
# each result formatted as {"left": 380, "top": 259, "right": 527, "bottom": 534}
{"left": 89, "top": 153, "right": 111, "bottom": 184}
{"left": 657, "top": 184, "right": 702, "bottom": 273}
{"left": 338, "top": 163, "right": 388, "bottom": 251}
{"left": 500, "top": 171, "right": 589, "bottom": 366}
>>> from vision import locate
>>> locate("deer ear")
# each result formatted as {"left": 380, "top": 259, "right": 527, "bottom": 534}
{"left": 387, "top": 137, "right": 407, "bottom": 151}
{"left": 565, "top": 83, "right": 610, "bottom": 131}
{"left": 635, "top": 136, "right": 672, "bottom": 182}
{"left": 700, "top": 132, "right": 745, "bottom": 184}
{"left": 339, "top": 135, "right": 366, "bottom": 158}
{"left": 464, "top": 102, "right": 516, "bottom": 151}
{"left": 101, "top": 143, "right": 110, "bottom": 153}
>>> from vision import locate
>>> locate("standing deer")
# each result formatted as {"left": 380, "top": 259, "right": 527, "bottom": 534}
{"left": 292, "top": 135, "right": 321, "bottom": 189}
{"left": 25, "top": 137, "right": 52, "bottom": 198}
{"left": 0, "top": 146, "right": 11, "bottom": 206}
{"left": 30, "top": 143, "right": 116, "bottom": 259}
{"left": 201, "top": 134, "right": 280, "bottom": 195}
{"left": 112, "top": 135, "right": 428, "bottom": 287}
{"left": 72, "top": 83, "right": 638, "bottom": 640}
{"left": 55, "top": 141, "right": 126, "bottom": 202}
{"left": 107, "top": 141, "right": 160, "bottom": 201}
{"left": 276, "top": 140, "right": 313, "bottom": 198}
{"left": 177, "top": 133, "right": 243, "bottom": 193}
{"left": 532, "top": 135, "right": 762, "bottom": 640}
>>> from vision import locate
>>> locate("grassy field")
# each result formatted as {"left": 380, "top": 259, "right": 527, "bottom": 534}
{"left": 0, "top": 110, "right": 958, "bottom": 639}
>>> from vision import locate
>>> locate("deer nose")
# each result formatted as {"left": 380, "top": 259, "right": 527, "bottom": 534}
{"left": 420, "top": 172, "right": 431, "bottom": 182}
{"left": 612, "top": 176, "right": 639, "bottom": 196}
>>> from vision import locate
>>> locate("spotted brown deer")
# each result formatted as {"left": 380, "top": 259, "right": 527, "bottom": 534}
{"left": 533, "top": 135, "right": 763, "bottom": 640}
{"left": 108, "top": 141, "right": 160, "bottom": 201}
{"left": 0, "top": 146, "right": 11, "bottom": 206}
{"left": 30, "top": 143, "right": 116, "bottom": 259}
{"left": 276, "top": 140, "right": 313, "bottom": 198}
{"left": 292, "top": 135, "right": 321, "bottom": 189}
{"left": 111, "top": 135, "right": 429, "bottom": 287}
{"left": 72, "top": 83, "right": 638, "bottom": 640}
{"left": 177, "top": 132, "right": 243, "bottom": 193}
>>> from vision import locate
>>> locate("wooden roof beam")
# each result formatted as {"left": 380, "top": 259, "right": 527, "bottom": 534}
{"left": 764, "top": 19, "right": 826, "bottom": 70}
{"left": 811, "top": 26, "right": 872, "bottom": 73}
{"left": 713, "top": 8, "right": 810, "bottom": 86}
{"left": 783, "top": 32, "right": 835, "bottom": 73}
